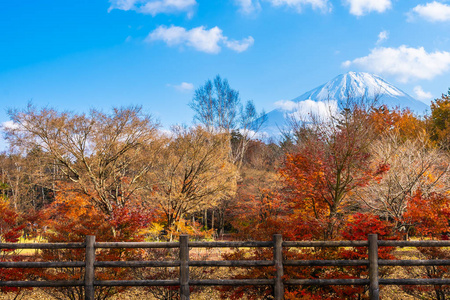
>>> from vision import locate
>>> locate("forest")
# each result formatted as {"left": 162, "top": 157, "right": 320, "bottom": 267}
{"left": 1, "top": 76, "right": 450, "bottom": 299}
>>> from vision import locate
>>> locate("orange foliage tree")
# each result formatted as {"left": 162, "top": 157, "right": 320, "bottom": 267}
{"left": 35, "top": 183, "right": 152, "bottom": 300}
{"left": 221, "top": 104, "right": 397, "bottom": 299}
{"left": 428, "top": 89, "right": 450, "bottom": 149}
{"left": 280, "top": 104, "right": 389, "bottom": 240}
{"left": 370, "top": 105, "right": 426, "bottom": 140}
{"left": 0, "top": 194, "right": 27, "bottom": 297}
{"left": 228, "top": 188, "right": 286, "bottom": 240}
{"left": 401, "top": 191, "right": 450, "bottom": 299}
{"left": 220, "top": 213, "right": 396, "bottom": 300}
{"left": 282, "top": 213, "right": 395, "bottom": 300}
{"left": 6, "top": 105, "right": 161, "bottom": 217}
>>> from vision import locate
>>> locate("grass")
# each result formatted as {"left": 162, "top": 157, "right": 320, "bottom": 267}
{"left": 0, "top": 288, "right": 225, "bottom": 300}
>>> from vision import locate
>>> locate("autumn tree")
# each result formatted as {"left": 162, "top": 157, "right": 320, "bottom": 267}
{"left": 0, "top": 149, "right": 56, "bottom": 211}
{"left": 428, "top": 89, "right": 450, "bottom": 149}
{"left": 370, "top": 105, "right": 426, "bottom": 140}
{"left": 226, "top": 141, "right": 285, "bottom": 239}
{"left": 221, "top": 212, "right": 397, "bottom": 300}
{"left": 280, "top": 101, "right": 388, "bottom": 240}
{"left": 232, "top": 100, "right": 268, "bottom": 168}
{"left": 190, "top": 75, "right": 239, "bottom": 132}
{"left": 400, "top": 191, "right": 450, "bottom": 300}
{"left": 357, "top": 133, "right": 450, "bottom": 234}
{"left": 190, "top": 76, "right": 266, "bottom": 235}
{"left": 0, "top": 195, "right": 27, "bottom": 297}
{"left": 190, "top": 75, "right": 267, "bottom": 168}
{"left": 35, "top": 183, "right": 151, "bottom": 300}
{"left": 5, "top": 105, "right": 161, "bottom": 217}
{"left": 152, "top": 126, "right": 237, "bottom": 231}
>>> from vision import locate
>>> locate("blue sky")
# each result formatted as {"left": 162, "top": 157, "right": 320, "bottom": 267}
{"left": 1, "top": 0, "right": 450, "bottom": 149}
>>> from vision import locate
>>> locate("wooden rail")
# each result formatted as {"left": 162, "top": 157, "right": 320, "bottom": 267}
{"left": 1, "top": 234, "right": 450, "bottom": 300}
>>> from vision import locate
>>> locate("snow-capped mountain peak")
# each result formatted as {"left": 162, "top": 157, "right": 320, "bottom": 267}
{"left": 294, "top": 72, "right": 413, "bottom": 104}
{"left": 261, "top": 72, "right": 430, "bottom": 137}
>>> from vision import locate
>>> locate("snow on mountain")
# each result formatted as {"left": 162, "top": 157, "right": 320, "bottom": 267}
{"left": 261, "top": 72, "right": 430, "bottom": 137}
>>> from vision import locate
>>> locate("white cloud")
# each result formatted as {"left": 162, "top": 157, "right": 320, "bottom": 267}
{"left": 410, "top": 1, "right": 450, "bottom": 22}
{"left": 343, "top": 0, "right": 391, "bottom": 16}
{"left": 413, "top": 86, "right": 433, "bottom": 101}
{"left": 235, "top": 0, "right": 261, "bottom": 14}
{"left": 108, "top": 0, "right": 196, "bottom": 16}
{"left": 239, "top": 128, "right": 269, "bottom": 140}
{"left": 267, "top": 0, "right": 331, "bottom": 12}
{"left": 2, "top": 121, "right": 20, "bottom": 130}
{"left": 342, "top": 46, "right": 450, "bottom": 82}
{"left": 183, "top": 26, "right": 224, "bottom": 53}
{"left": 148, "top": 25, "right": 189, "bottom": 46}
{"left": 376, "top": 30, "right": 389, "bottom": 44}
{"left": 276, "top": 99, "right": 338, "bottom": 118}
{"left": 147, "top": 25, "right": 222, "bottom": 53}
{"left": 275, "top": 100, "right": 337, "bottom": 121}
{"left": 169, "top": 82, "right": 194, "bottom": 92}
{"left": 288, "top": 100, "right": 338, "bottom": 120}
{"left": 0, "top": 121, "right": 19, "bottom": 151}
{"left": 160, "top": 128, "right": 175, "bottom": 138}
{"left": 341, "top": 60, "right": 351, "bottom": 68}
{"left": 235, "top": 0, "right": 331, "bottom": 14}
{"left": 223, "top": 37, "right": 255, "bottom": 52}
{"left": 109, "top": 0, "right": 137, "bottom": 11}
{"left": 147, "top": 25, "right": 254, "bottom": 54}
{"left": 274, "top": 100, "right": 298, "bottom": 111}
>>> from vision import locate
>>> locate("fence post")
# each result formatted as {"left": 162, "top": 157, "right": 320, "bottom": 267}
{"left": 85, "top": 235, "right": 95, "bottom": 300}
{"left": 273, "top": 234, "right": 284, "bottom": 300}
{"left": 180, "top": 235, "right": 190, "bottom": 300}
{"left": 368, "top": 234, "right": 379, "bottom": 300}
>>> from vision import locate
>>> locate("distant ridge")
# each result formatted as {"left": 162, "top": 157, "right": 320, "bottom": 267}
{"left": 262, "top": 72, "right": 429, "bottom": 137}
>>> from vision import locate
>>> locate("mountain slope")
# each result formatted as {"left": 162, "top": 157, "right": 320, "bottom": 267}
{"left": 261, "top": 72, "right": 429, "bottom": 137}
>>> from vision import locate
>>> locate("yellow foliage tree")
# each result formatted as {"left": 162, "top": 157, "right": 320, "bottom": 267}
{"left": 152, "top": 126, "right": 238, "bottom": 230}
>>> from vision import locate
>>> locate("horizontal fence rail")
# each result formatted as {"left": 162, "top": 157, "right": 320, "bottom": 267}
{"left": 1, "top": 234, "right": 450, "bottom": 300}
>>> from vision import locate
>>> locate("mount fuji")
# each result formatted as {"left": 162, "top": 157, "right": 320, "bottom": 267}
{"left": 261, "top": 72, "right": 430, "bottom": 137}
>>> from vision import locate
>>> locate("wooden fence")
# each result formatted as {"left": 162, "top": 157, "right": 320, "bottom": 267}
{"left": 1, "top": 234, "right": 450, "bottom": 300}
